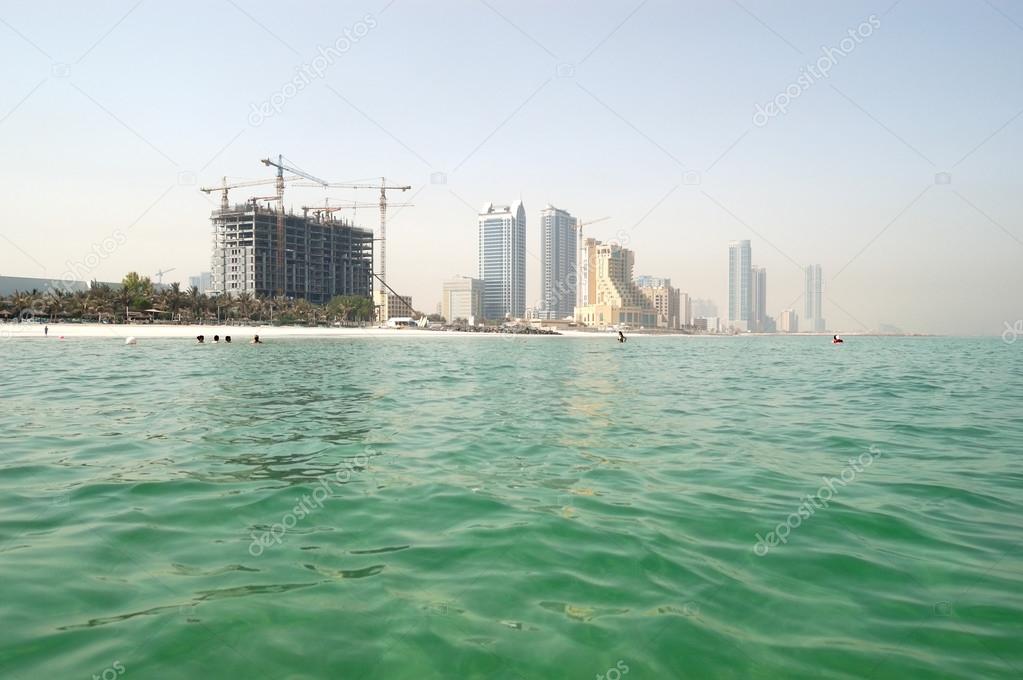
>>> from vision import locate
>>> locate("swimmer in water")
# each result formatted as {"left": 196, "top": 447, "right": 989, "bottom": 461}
{"left": 833, "top": 334, "right": 844, "bottom": 344}
{"left": 196, "top": 335, "right": 205, "bottom": 344}
{"left": 618, "top": 330, "right": 627, "bottom": 343}
{"left": 213, "top": 335, "right": 220, "bottom": 343}
{"left": 251, "top": 335, "right": 262, "bottom": 344}
{"left": 225, "top": 335, "right": 232, "bottom": 343}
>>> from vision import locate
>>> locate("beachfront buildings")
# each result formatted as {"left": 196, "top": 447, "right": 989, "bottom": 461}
{"left": 538, "top": 205, "right": 578, "bottom": 320}
{"left": 728, "top": 240, "right": 752, "bottom": 331}
{"left": 680, "top": 292, "right": 692, "bottom": 328}
{"left": 751, "top": 266, "right": 767, "bottom": 332}
{"left": 478, "top": 201, "right": 526, "bottom": 319}
{"left": 574, "top": 239, "right": 657, "bottom": 328}
{"left": 780, "top": 309, "right": 799, "bottom": 332}
{"left": 442, "top": 276, "right": 484, "bottom": 323}
{"left": 377, "top": 292, "right": 414, "bottom": 321}
{"left": 636, "top": 275, "right": 681, "bottom": 329}
{"left": 804, "top": 264, "right": 826, "bottom": 332}
{"left": 209, "top": 204, "right": 373, "bottom": 303}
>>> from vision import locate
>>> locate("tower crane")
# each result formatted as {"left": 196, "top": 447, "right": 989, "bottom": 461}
{"left": 295, "top": 178, "right": 411, "bottom": 298}
{"left": 199, "top": 176, "right": 302, "bottom": 211}
{"left": 154, "top": 267, "right": 176, "bottom": 284}
{"left": 576, "top": 217, "right": 610, "bottom": 310}
{"left": 260, "top": 156, "right": 330, "bottom": 296}
{"left": 301, "top": 198, "right": 414, "bottom": 222}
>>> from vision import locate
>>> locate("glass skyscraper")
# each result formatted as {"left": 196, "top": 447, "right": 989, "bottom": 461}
{"left": 478, "top": 201, "right": 526, "bottom": 320}
{"left": 804, "top": 264, "right": 825, "bottom": 332}
{"left": 728, "top": 239, "right": 751, "bottom": 330}
{"left": 538, "top": 205, "right": 578, "bottom": 320}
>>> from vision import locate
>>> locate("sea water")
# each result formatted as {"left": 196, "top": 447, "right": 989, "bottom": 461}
{"left": 1, "top": 335, "right": 1021, "bottom": 679}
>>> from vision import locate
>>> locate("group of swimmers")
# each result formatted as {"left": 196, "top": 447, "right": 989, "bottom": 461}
{"left": 196, "top": 334, "right": 262, "bottom": 344}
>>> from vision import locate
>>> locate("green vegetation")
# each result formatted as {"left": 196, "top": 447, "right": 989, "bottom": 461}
{"left": 0, "top": 272, "right": 376, "bottom": 326}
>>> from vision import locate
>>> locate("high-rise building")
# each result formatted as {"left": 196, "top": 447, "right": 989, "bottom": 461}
{"left": 636, "top": 275, "right": 681, "bottom": 329}
{"left": 804, "top": 264, "right": 826, "bottom": 332}
{"left": 751, "top": 266, "right": 767, "bottom": 332}
{"left": 680, "top": 292, "right": 692, "bottom": 328}
{"left": 209, "top": 204, "right": 373, "bottom": 302}
{"left": 780, "top": 309, "right": 799, "bottom": 332}
{"left": 442, "top": 276, "right": 484, "bottom": 323}
{"left": 728, "top": 239, "right": 752, "bottom": 331}
{"left": 538, "top": 205, "right": 578, "bottom": 320}
{"left": 478, "top": 201, "right": 526, "bottom": 319}
{"left": 575, "top": 238, "right": 658, "bottom": 328}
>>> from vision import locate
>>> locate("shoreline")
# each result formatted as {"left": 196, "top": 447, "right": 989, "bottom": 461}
{"left": 0, "top": 322, "right": 936, "bottom": 340}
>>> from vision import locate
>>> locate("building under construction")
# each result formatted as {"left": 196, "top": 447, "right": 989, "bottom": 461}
{"left": 209, "top": 203, "right": 373, "bottom": 303}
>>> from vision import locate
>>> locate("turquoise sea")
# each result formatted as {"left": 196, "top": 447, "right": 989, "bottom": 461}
{"left": 1, "top": 335, "right": 1021, "bottom": 679}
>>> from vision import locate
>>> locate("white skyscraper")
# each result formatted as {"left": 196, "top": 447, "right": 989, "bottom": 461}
{"left": 804, "top": 264, "right": 825, "bottom": 332}
{"left": 478, "top": 201, "right": 526, "bottom": 319}
{"left": 751, "top": 266, "right": 767, "bottom": 332}
{"left": 728, "top": 240, "right": 752, "bottom": 331}
{"left": 539, "top": 205, "right": 578, "bottom": 320}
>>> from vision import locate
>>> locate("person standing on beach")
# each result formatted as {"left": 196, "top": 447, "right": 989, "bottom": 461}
{"left": 44, "top": 326, "right": 48, "bottom": 336}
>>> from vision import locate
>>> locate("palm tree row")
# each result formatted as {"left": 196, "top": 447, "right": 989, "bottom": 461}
{"left": 0, "top": 273, "right": 377, "bottom": 326}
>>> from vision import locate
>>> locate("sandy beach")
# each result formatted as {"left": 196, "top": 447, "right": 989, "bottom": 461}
{"left": 0, "top": 322, "right": 607, "bottom": 340}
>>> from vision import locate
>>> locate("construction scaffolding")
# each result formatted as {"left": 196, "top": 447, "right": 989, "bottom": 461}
{"left": 210, "top": 203, "right": 373, "bottom": 303}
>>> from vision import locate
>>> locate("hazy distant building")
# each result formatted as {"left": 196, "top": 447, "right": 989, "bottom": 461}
{"left": 804, "top": 264, "right": 826, "bottom": 332}
{"left": 538, "top": 205, "right": 578, "bottom": 320}
{"left": 680, "top": 293, "right": 692, "bottom": 327}
{"left": 692, "top": 298, "right": 718, "bottom": 319}
{"left": 728, "top": 240, "right": 751, "bottom": 331}
{"left": 210, "top": 204, "right": 373, "bottom": 303}
{"left": 575, "top": 238, "right": 657, "bottom": 328}
{"left": 442, "top": 276, "right": 484, "bottom": 323}
{"left": 636, "top": 275, "right": 681, "bottom": 329}
{"left": 478, "top": 201, "right": 526, "bottom": 319}
{"left": 0, "top": 276, "right": 121, "bottom": 298}
{"left": 780, "top": 309, "right": 799, "bottom": 333}
{"left": 751, "top": 266, "right": 767, "bottom": 332}
{"left": 189, "top": 271, "right": 213, "bottom": 294}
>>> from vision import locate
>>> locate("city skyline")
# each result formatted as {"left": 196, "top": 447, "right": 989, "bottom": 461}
{"left": 2, "top": 1, "right": 1021, "bottom": 334}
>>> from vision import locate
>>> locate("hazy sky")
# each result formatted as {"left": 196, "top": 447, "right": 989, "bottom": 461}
{"left": 1, "top": 0, "right": 1021, "bottom": 334}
